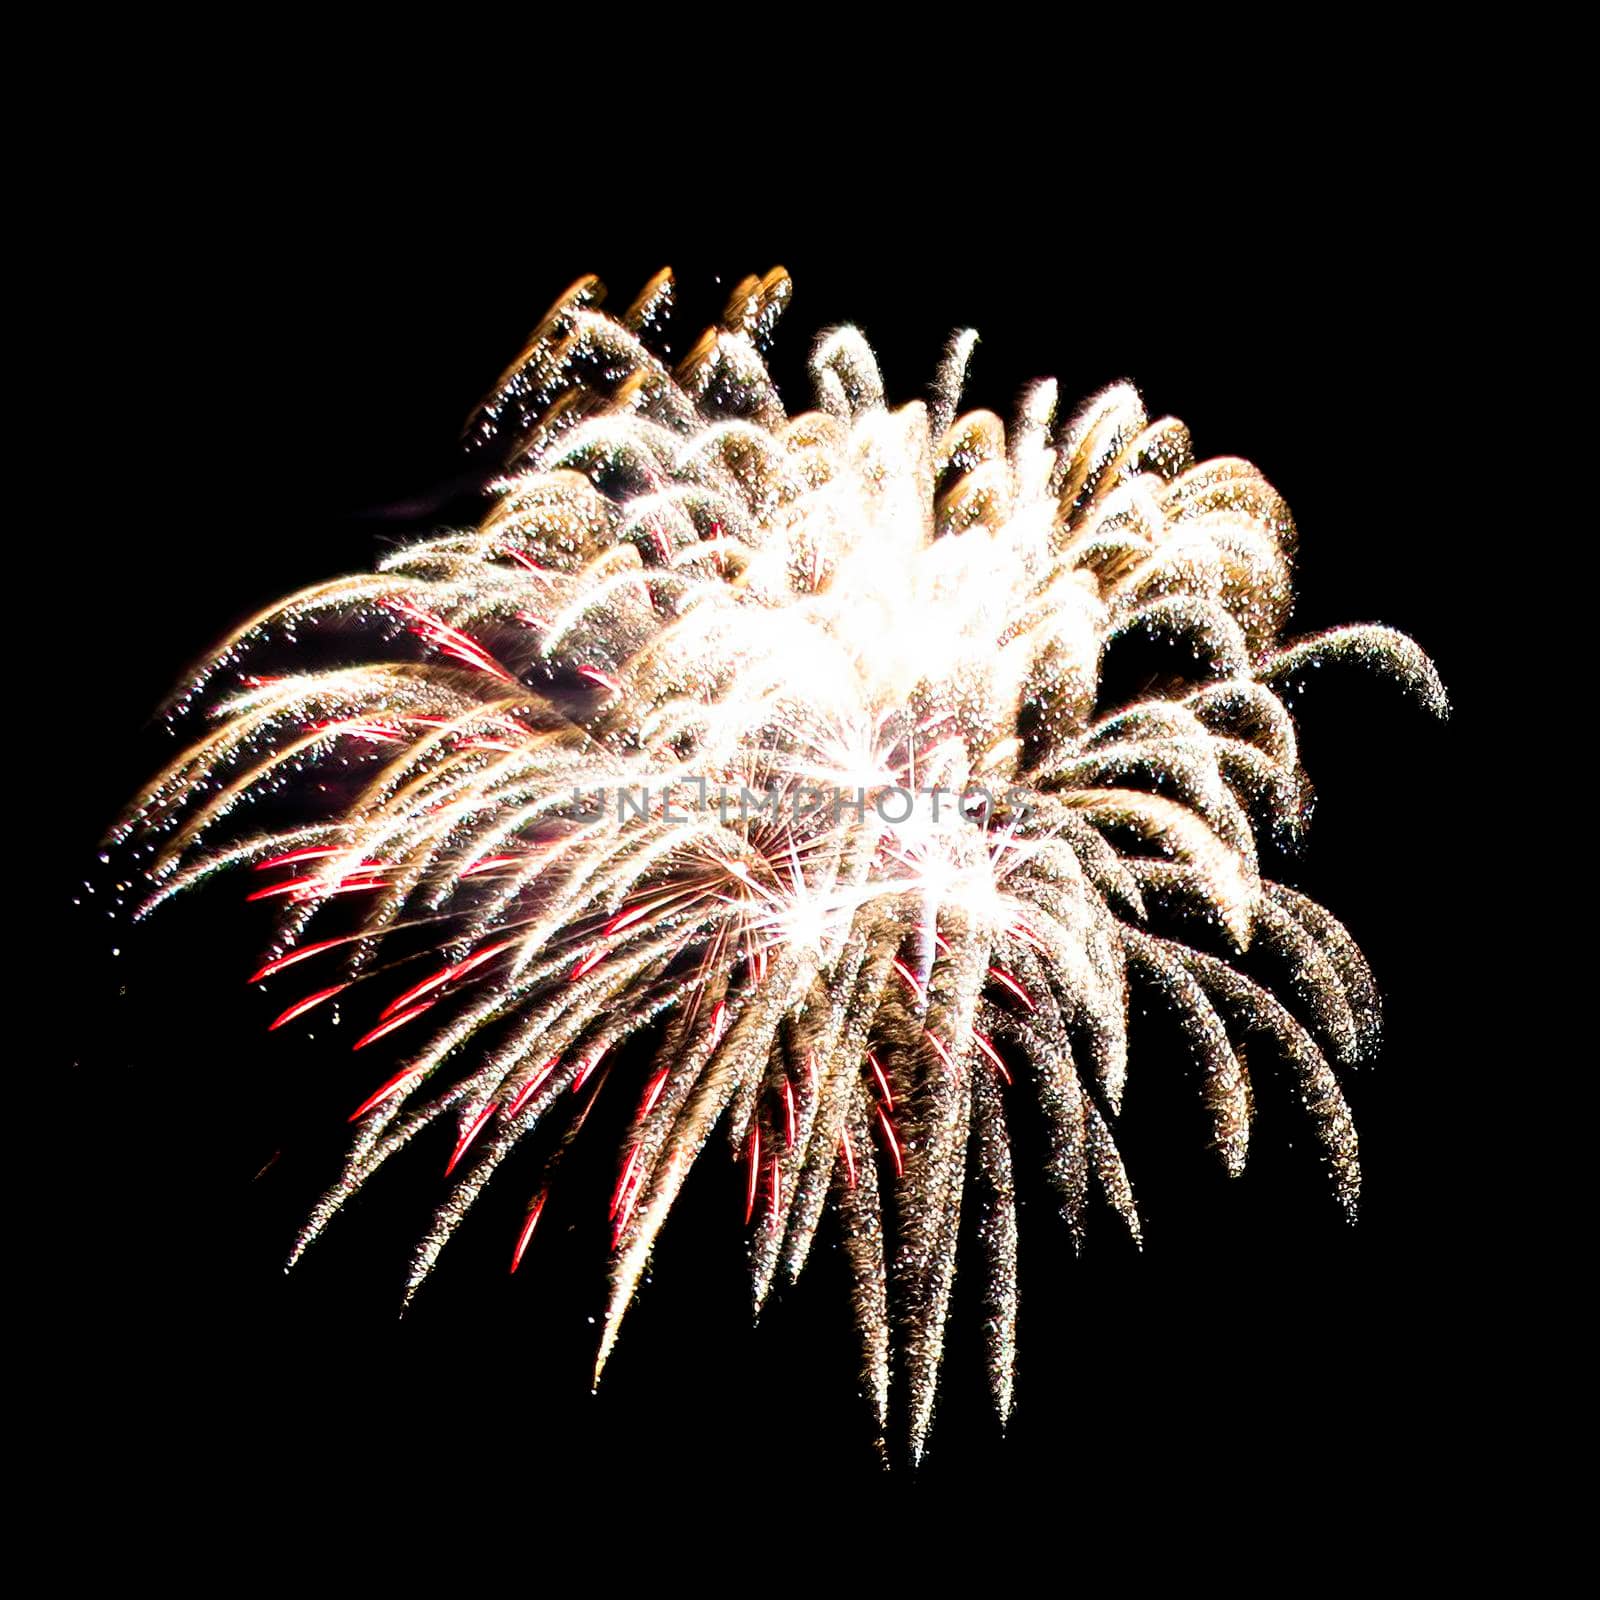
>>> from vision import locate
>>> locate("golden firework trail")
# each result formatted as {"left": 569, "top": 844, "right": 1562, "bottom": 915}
{"left": 117, "top": 268, "right": 1446, "bottom": 1461}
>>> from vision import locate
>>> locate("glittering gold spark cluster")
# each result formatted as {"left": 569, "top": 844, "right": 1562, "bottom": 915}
{"left": 120, "top": 268, "right": 1446, "bottom": 1460}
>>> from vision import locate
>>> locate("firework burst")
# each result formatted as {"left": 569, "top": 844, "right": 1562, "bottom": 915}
{"left": 117, "top": 267, "right": 1446, "bottom": 1460}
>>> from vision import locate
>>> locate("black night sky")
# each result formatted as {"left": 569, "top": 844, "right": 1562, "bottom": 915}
{"left": 39, "top": 91, "right": 1517, "bottom": 1543}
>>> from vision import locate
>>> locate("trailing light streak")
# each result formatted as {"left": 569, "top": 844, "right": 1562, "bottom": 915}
{"left": 610, "top": 1144, "right": 643, "bottom": 1220}
{"left": 507, "top": 1057, "right": 561, "bottom": 1118}
{"left": 249, "top": 937, "right": 348, "bottom": 983}
{"left": 868, "top": 1054, "right": 894, "bottom": 1110}
{"left": 972, "top": 1031, "right": 1011, "bottom": 1085}
{"left": 987, "top": 968, "right": 1036, "bottom": 1012}
{"left": 378, "top": 939, "right": 519, "bottom": 1020}
{"left": 352, "top": 1002, "right": 435, "bottom": 1052}
{"left": 924, "top": 1030, "right": 957, "bottom": 1080}
{"left": 877, "top": 1107, "right": 904, "bottom": 1179}
{"left": 268, "top": 984, "right": 348, "bottom": 1031}
{"left": 387, "top": 598, "right": 517, "bottom": 683}
{"left": 349, "top": 1064, "right": 426, "bottom": 1121}
{"left": 510, "top": 1193, "right": 547, "bottom": 1272}
{"left": 891, "top": 959, "right": 926, "bottom": 1005}
{"left": 569, "top": 946, "right": 606, "bottom": 981}
{"left": 253, "top": 848, "right": 345, "bottom": 872}
{"left": 446, "top": 1103, "right": 497, "bottom": 1175}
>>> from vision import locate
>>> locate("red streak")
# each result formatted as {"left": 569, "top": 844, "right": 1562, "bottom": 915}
{"left": 892, "top": 959, "right": 925, "bottom": 1003}
{"left": 784, "top": 1079, "right": 797, "bottom": 1149}
{"left": 247, "top": 875, "right": 324, "bottom": 903}
{"left": 615, "top": 1167, "right": 644, "bottom": 1236}
{"left": 446, "top": 1102, "right": 496, "bottom": 1175}
{"left": 577, "top": 665, "right": 620, "bottom": 694}
{"left": 268, "top": 984, "right": 349, "bottom": 1030}
{"left": 507, "top": 1056, "right": 561, "bottom": 1117}
{"left": 707, "top": 1000, "right": 729, "bottom": 1048}
{"left": 510, "top": 1193, "right": 547, "bottom": 1272}
{"left": 571, "top": 1050, "right": 605, "bottom": 1093}
{"left": 924, "top": 1030, "right": 957, "bottom": 1078}
{"left": 569, "top": 945, "right": 606, "bottom": 981}
{"left": 609, "top": 1143, "right": 642, "bottom": 1220}
{"left": 840, "top": 1130, "right": 857, "bottom": 1188}
{"left": 642, "top": 1070, "right": 670, "bottom": 1115}
{"left": 387, "top": 598, "right": 515, "bottom": 683}
{"left": 352, "top": 1002, "right": 434, "bottom": 1051}
{"left": 868, "top": 1052, "right": 894, "bottom": 1110}
{"left": 247, "top": 867, "right": 390, "bottom": 903}
{"left": 380, "top": 970, "right": 452, "bottom": 1021}
{"left": 253, "top": 847, "right": 343, "bottom": 872}
{"left": 461, "top": 855, "right": 519, "bottom": 877}
{"left": 449, "top": 939, "right": 519, "bottom": 979}
{"left": 349, "top": 1064, "right": 424, "bottom": 1121}
{"left": 877, "top": 1107, "right": 904, "bottom": 1178}
{"left": 249, "top": 937, "right": 345, "bottom": 983}
{"left": 506, "top": 550, "right": 556, "bottom": 584}
{"left": 745, "top": 1127, "right": 760, "bottom": 1225}
{"left": 442, "top": 644, "right": 491, "bottom": 669}
{"left": 973, "top": 1031, "right": 1012, "bottom": 1084}
{"left": 307, "top": 719, "right": 404, "bottom": 745}
{"left": 988, "top": 967, "right": 1037, "bottom": 1011}
{"left": 379, "top": 939, "right": 518, "bottom": 1020}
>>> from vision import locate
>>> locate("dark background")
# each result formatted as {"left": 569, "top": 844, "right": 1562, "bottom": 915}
{"left": 40, "top": 106, "right": 1510, "bottom": 1536}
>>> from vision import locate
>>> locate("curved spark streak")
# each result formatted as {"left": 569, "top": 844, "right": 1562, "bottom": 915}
{"left": 118, "top": 267, "right": 1445, "bottom": 1462}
